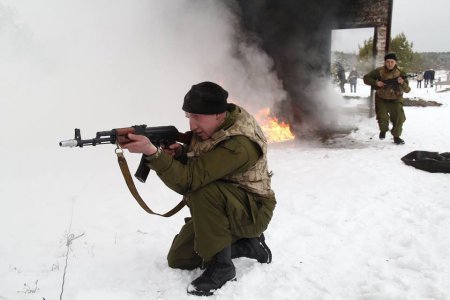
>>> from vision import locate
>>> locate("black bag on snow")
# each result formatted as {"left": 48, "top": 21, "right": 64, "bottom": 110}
{"left": 401, "top": 151, "right": 450, "bottom": 173}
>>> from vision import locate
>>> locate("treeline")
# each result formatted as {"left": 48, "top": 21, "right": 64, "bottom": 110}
{"left": 419, "top": 52, "right": 450, "bottom": 70}
{"left": 332, "top": 33, "right": 450, "bottom": 74}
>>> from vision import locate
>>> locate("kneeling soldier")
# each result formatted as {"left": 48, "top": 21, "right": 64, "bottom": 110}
{"left": 121, "top": 81, "right": 276, "bottom": 296}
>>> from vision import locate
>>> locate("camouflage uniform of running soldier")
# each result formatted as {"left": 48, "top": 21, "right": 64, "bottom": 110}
{"left": 120, "top": 81, "right": 276, "bottom": 296}
{"left": 363, "top": 53, "right": 411, "bottom": 145}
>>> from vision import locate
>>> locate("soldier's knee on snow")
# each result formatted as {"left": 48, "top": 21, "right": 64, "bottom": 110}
{"left": 167, "top": 253, "right": 183, "bottom": 269}
{"left": 167, "top": 252, "right": 200, "bottom": 270}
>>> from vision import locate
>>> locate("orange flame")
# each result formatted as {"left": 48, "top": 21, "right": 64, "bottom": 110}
{"left": 255, "top": 108, "right": 295, "bottom": 143}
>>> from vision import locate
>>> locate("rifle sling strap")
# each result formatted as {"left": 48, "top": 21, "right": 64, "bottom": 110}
{"left": 116, "top": 150, "right": 186, "bottom": 217}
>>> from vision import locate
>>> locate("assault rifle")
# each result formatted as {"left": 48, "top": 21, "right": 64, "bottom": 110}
{"left": 379, "top": 74, "right": 416, "bottom": 91}
{"left": 59, "top": 125, "right": 192, "bottom": 183}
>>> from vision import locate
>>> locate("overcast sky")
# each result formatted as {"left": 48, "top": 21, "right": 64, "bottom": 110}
{"left": 2, "top": 0, "right": 448, "bottom": 54}
{"left": 332, "top": 0, "right": 450, "bottom": 53}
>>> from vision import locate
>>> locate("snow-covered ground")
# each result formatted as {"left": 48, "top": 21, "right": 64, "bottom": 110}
{"left": 1, "top": 2, "right": 450, "bottom": 299}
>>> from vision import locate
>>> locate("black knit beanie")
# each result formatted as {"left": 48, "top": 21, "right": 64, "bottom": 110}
{"left": 384, "top": 53, "right": 397, "bottom": 61}
{"left": 182, "top": 82, "right": 228, "bottom": 114}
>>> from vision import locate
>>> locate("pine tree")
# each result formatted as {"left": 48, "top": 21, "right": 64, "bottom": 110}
{"left": 389, "top": 33, "right": 415, "bottom": 71}
{"left": 358, "top": 37, "right": 373, "bottom": 61}
{"left": 356, "top": 37, "right": 374, "bottom": 73}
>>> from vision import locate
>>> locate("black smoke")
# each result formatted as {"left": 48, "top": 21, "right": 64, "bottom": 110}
{"left": 232, "top": 0, "right": 353, "bottom": 135}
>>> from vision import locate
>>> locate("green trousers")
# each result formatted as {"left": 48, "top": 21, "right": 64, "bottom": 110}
{"left": 167, "top": 181, "right": 275, "bottom": 270}
{"left": 375, "top": 96, "right": 406, "bottom": 138}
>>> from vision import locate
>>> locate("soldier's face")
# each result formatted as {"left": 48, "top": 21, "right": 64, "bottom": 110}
{"left": 186, "top": 112, "right": 223, "bottom": 140}
{"left": 385, "top": 59, "right": 396, "bottom": 70}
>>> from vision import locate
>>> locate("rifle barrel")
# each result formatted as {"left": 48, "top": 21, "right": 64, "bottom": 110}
{"left": 59, "top": 139, "right": 78, "bottom": 147}
{"left": 59, "top": 136, "right": 115, "bottom": 147}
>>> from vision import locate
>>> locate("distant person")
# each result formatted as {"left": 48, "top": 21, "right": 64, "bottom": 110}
{"left": 423, "top": 69, "right": 435, "bottom": 88}
{"left": 363, "top": 53, "right": 411, "bottom": 145}
{"left": 416, "top": 72, "right": 424, "bottom": 88}
{"left": 348, "top": 67, "right": 358, "bottom": 93}
{"left": 429, "top": 69, "right": 435, "bottom": 87}
{"left": 423, "top": 70, "right": 429, "bottom": 87}
{"left": 335, "top": 62, "right": 346, "bottom": 93}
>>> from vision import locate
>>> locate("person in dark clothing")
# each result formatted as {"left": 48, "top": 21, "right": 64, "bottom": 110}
{"left": 424, "top": 69, "right": 436, "bottom": 88}
{"left": 348, "top": 67, "right": 358, "bottom": 93}
{"left": 429, "top": 69, "right": 435, "bottom": 87}
{"left": 335, "top": 62, "right": 346, "bottom": 93}
{"left": 424, "top": 70, "right": 430, "bottom": 87}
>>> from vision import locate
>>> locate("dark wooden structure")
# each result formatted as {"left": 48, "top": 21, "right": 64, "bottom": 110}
{"left": 337, "top": 0, "right": 393, "bottom": 65}
{"left": 336, "top": 0, "right": 394, "bottom": 116}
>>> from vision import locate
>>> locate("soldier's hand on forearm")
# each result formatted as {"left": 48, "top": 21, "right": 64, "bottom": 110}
{"left": 398, "top": 77, "right": 405, "bottom": 84}
{"left": 120, "top": 133, "right": 158, "bottom": 156}
{"left": 376, "top": 80, "right": 385, "bottom": 87}
{"left": 162, "top": 143, "right": 183, "bottom": 158}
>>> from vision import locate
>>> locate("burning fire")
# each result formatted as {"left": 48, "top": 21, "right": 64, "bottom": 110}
{"left": 255, "top": 108, "right": 295, "bottom": 143}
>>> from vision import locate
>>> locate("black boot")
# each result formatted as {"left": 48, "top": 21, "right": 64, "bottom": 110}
{"left": 231, "top": 233, "right": 272, "bottom": 264}
{"left": 187, "top": 246, "right": 236, "bottom": 296}
{"left": 394, "top": 137, "right": 405, "bottom": 145}
{"left": 379, "top": 131, "right": 386, "bottom": 140}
